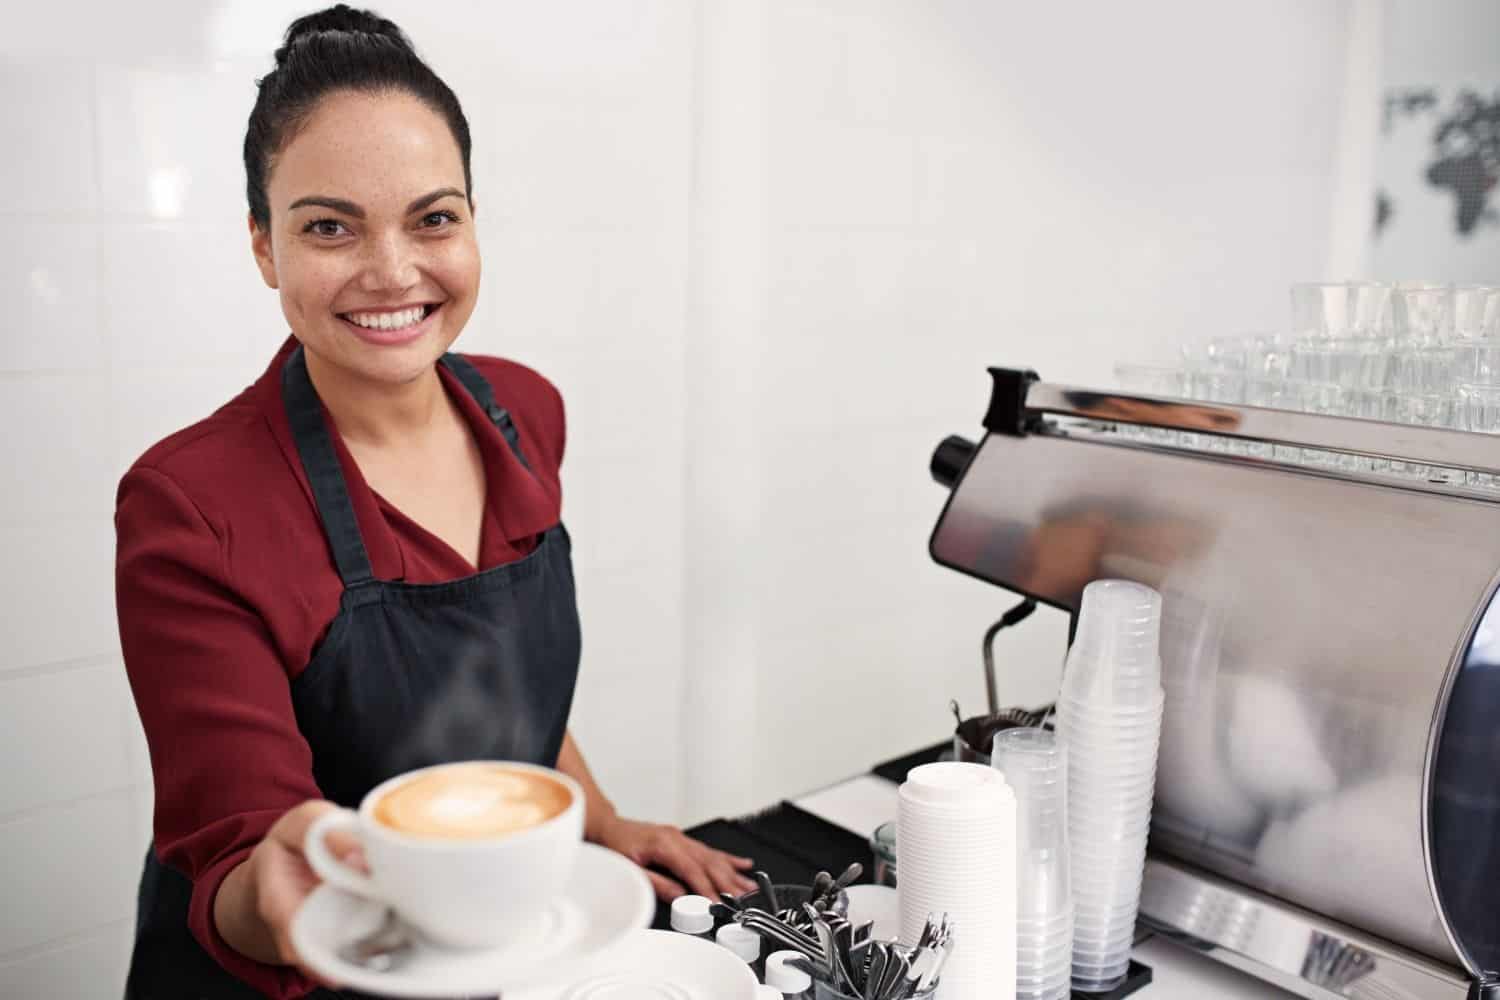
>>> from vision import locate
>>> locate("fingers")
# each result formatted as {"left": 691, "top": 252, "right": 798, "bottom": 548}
{"left": 268, "top": 800, "right": 338, "bottom": 853}
{"left": 694, "top": 844, "right": 755, "bottom": 894}
{"left": 657, "top": 841, "right": 717, "bottom": 899}
{"left": 729, "top": 853, "right": 756, "bottom": 871}
{"left": 706, "top": 856, "right": 756, "bottom": 896}
{"left": 646, "top": 870, "right": 686, "bottom": 902}
{"left": 322, "top": 830, "right": 367, "bottom": 873}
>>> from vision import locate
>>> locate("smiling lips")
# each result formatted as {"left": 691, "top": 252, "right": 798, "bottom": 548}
{"left": 338, "top": 302, "right": 442, "bottom": 344}
{"left": 342, "top": 303, "right": 437, "bottom": 331}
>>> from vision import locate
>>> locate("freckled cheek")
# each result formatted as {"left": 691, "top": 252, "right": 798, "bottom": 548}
{"left": 281, "top": 252, "right": 357, "bottom": 320}
{"left": 430, "top": 239, "right": 481, "bottom": 305}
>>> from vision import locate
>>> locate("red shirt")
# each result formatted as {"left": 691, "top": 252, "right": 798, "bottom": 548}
{"left": 115, "top": 338, "right": 566, "bottom": 997}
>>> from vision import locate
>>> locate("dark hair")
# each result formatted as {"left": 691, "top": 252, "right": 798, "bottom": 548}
{"left": 244, "top": 4, "right": 473, "bottom": 229}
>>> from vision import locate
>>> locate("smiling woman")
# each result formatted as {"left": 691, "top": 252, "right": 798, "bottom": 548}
{"left": 115, "top": 6, "right": 754, "bottom": 999}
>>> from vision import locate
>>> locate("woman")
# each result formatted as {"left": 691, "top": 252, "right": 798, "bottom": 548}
{"left": 116, "top": 7, "right": 754, "bottom": 996}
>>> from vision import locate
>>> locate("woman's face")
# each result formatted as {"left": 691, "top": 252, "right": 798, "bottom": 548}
{"left": 251, "top": 89, "right": 479, "bottom": 386}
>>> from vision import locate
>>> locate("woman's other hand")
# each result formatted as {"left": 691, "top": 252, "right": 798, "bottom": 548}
{"left": 595, "top": 816, "right": 756, "bottom": 901}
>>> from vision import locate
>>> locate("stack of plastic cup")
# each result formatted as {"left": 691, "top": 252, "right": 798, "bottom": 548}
{"left": 1056, "top": 579, "right": 1165, "bottom": 994}
{"left": 896, "top": 762, "right": 1017, "bottom": 1000}
{"left": 992, "top": 728, "right": 1072, "bottom": 1000}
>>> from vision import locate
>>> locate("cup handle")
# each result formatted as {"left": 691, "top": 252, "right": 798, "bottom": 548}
{"left": 304, "top": 808, "right": 381, "bottom": 901}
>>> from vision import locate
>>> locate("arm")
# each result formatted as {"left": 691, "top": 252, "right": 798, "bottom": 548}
{"left": 117, "top": 467, "right": 329, "bottom": 996}
{"left": 556, "top": 730, "right": 620, "bottom": 842}
{"left": 555, "top": 729, "right": 756, "bottom": 900}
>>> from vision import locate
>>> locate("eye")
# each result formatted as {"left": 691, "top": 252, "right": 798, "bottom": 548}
{"left": 303, "top": 218, "right": 350, "bottom": 238}
{"left": 420, "top": 210, "right": 461, "bottom": 229}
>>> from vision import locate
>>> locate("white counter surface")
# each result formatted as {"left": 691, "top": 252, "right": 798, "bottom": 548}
{"left": 791, "top": 774, "right": 1295, "bottom": 1000}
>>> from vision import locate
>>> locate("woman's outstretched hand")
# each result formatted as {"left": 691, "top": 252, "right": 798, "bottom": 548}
{"left": 216, "top": 800, "right": 365, "bottom": 986}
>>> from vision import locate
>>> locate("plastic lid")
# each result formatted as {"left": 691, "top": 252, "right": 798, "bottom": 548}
{"left": 765, "top": 950, "right": 813, "bottom": 991}
{"left": 670, "top": 894, "right": 713, "bottom": 934}
{"left": 716, "top": 923, "right": 762, "bottom": 963}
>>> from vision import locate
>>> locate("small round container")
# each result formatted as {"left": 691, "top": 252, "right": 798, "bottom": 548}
{"left": 870, "top": 821, "right": 897, "bottom": 887}
{"left": 716, "top": 922, "right": 762, "bottom": 964}
{"left": 765, "top": 949, "right": 813, "bottom": 999}
{"left": 669, "top": 894, "right": 714, "bottom": 937}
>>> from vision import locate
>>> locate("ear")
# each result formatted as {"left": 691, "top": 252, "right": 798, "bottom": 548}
{"left": 249, "top": 211, "right": 278, "bottom": 290}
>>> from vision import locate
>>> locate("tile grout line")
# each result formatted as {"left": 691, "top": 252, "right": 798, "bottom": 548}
{"left": 0, "top": 653, "right": 120, "bottom": 682}
{"left": 0, "top": 782, "right": 141, "bottom": 829}
{"left": 0, "top": 917, "right": 132, "bottom": 967}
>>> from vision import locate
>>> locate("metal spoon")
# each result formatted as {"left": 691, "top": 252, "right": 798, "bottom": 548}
{"left": 753, "top": 870, "right": 780, "bottom": 915}
{"left": 337, "top": 908, "right": 414, "bottom": 973}
{"left": 831, "top": 862, "right": 863, "bottom": 893}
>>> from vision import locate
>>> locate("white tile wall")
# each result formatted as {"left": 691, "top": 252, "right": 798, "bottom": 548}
{"left": 94, "top": 65, "right": 259, "bottom": 221}
{"left": 0, "top": 661, "right": 137, "bottom": 818}
{"left": 0, "top": 790, "right": 140, "bottom": 953}
{"left": 0, "top": 518, "right": 117, "bottom": 670}
{"left": 0, "top": 63, "right": 98, "bottom": 216}
{"left": 0, "top": 0, "right": 1406, "bottom": 993}
{"left": 99, "top": 224, "right": 275, "bottom": 368}
{"left": 0, "top": 922, "right": 133, "bottom": 1000}
{"left": 679, "top": 0, "right": 1363, "bottom": 820}
{"left": 0, "top": 374, "right": 116, "bottom": 519}
{"left": 2, "top": 222, "right": 104, "bottom": 372}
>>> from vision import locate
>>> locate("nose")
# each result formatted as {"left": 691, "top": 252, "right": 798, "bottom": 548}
{"left": 357, "top": 230, "right": 420, "bottom": 294}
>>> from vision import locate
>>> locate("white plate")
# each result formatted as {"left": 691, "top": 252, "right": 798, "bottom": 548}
{"left": 290, "top": 842, "right": 654, "bottom": 998}
{"left": 843, "top": 884, "right": 899, "bottom": 942}
{"left": 509, "top": 929, "right": 759, "bottom": 1000}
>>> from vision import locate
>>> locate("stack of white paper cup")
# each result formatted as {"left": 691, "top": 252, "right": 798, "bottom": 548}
{"left": 1057, "top": 579, "right": 1165, "bottom": 993}
{"left": 897, "top": 762, "right": 1017, "bottom": 1000}
{"left": 993, "top": 728, "right": 1072, "bottom": 1000}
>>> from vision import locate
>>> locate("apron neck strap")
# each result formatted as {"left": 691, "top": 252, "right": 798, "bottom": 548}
{"left": 440, "top": 353, "right": 533, "bottom": 472}
{"left": 281, "top": 346, "right": 376, "bottom": 589}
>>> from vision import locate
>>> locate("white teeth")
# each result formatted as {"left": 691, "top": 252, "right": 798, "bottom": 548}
{"left": 346, "top": 306, "right": 427, "bottom": 330}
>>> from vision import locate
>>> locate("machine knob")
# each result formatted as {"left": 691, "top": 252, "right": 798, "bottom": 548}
{"left": 930, "top": 435, "right": 977, "bottom": 489}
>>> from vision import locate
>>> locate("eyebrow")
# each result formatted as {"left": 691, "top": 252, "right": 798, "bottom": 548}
{"left": 286, "top": 187, "right": 466, "bottom": 218}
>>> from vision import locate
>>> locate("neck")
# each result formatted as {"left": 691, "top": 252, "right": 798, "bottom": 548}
{"left": 303, "top": 347, "right": 449, "bottom": 448}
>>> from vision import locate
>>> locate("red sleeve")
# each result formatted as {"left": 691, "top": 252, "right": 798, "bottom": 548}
{"left": 553, "top": 377, "right": 566, "bottom": 469}
{"left": 115, "top": 466, "right": 323, "bottom": 999}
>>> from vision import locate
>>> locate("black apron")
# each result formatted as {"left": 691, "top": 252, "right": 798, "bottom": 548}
{"left": 125, "top": 347, "right": 582, "bottom": 998}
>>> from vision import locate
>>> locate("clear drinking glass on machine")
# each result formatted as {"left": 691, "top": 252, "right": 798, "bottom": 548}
{"left": 993, "top": 728, "right": 1072, "bottom": 1000}
{"left": 1392, "top": 282, "right": 1455, "bottom": 345}
{"left": 1453, "top": 285, "right": 1500, "bottom": 341}
{"left": 1290, "top": 281, "right": 1392, "bottom": 340}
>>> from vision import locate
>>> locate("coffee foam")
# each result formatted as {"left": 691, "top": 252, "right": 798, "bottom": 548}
{"left": 374, "top": 764, "right": 571, "bottom": 839}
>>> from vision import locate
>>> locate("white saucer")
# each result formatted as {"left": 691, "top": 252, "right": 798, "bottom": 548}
{"left": 844, "top": 883, "right": 900, "bottom": 942}
{"left": 508, "top": 929, "right": 759, "bottom": 1000}
{"left": 291, "top": 842, "right": 654, "bottom": 998}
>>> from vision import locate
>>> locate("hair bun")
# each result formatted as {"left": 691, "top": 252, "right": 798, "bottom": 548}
{"left": 275, "top": 4, "right": 413, "bottom": 68}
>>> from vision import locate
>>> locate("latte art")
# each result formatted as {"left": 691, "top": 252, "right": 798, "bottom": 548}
{"left": 374, "top": 764, "right": 572, "bottom": 839}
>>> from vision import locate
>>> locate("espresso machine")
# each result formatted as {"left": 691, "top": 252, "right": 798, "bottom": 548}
{"left": 927, "top": 369, "right": 1500, "bottom": 1000}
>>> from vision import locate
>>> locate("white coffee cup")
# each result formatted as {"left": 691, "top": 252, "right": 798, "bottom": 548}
{"left": 305, "top": 761, "right": 584, "bottom": 950}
